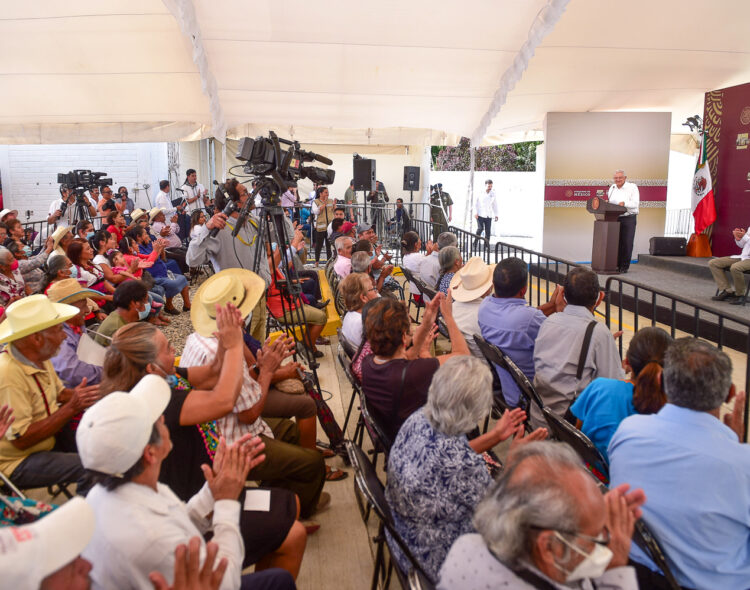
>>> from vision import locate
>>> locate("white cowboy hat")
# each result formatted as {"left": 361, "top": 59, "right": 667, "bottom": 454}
{"left": 46, "top": 278, "right": 101, "bottom": 312}
{"left": 191, "top": 268, "right": 266, "bottom": 337}
{"left": 449, "top": 256, "right": 495, "bottom": 302}
{"left": 0, "top": 208, "right": 18, "bottom": 221}
{"left": 0, "top": 294, "right": 79, "bottom": 343}
{"left": 0, "top": 497, "right": 95, "bottom": 590}
{"left": 77, "top": 374, "right": 170, "bottom": 476}
{"left": 50, "top": 225, "right": 71, "bottom": 250}
{"left": 148, "top": 207, "right": 166, "bottom": 223}
{"left": 130, "top": 208, "right": 147, "bottom": 223}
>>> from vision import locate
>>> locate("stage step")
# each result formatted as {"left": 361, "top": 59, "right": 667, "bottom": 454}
{"left": 636, "top": 254, "right": 714, "bottom": 281}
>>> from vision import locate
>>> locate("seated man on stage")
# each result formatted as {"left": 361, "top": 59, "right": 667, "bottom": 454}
{"left": 709, "top": 227, "right": 750, "bottom": 304}
{"left": 606, "top": 169, "right": 639, "bottom": 273}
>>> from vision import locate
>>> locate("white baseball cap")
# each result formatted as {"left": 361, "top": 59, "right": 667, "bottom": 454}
{"left": 76, "top": 374, "right": 171, "bottom": 476}
{"left": 0, "top": 497, "right": 94, "bottom": 590}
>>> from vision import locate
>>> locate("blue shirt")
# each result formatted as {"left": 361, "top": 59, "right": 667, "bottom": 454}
{"left": 478, "top": 296, "right": 546, "bottom": 406}
{"left": 570, "top": 378, "right": 635, "bottom": 462}
{"left": 386, "top": 409, "right": 491, "bottom": 580}
{"left": 609, "top": 404, "right": 750, "bottom": 589}
{"left": 139, "top": 243, "right": 167, "bottom": 278}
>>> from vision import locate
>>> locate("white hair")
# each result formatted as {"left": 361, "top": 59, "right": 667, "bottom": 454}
{"left": 473, "top": 442, "right": 584, "bottom": 566}
{"left": 335, "top": 236, "right": 352, "bottom": 252}
{"left": 437, "top": 232, "right": 458, "bottom": 250}
{"left": 614, "top": 169, "right": 626, "bottom": 176}
{"left": 351, "top": 251, "right": 371, "bottom": 273}
{"left": 423, "top": 356, "right": 492, "bottom": 435}
{"left": 0, "top": 246, "right": 12, "bottom": 265}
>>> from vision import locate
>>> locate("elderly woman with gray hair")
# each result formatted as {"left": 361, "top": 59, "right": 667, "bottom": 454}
{"left": 385, "top": 356, "right": 536, "bottom": 580}
{"left": 0, "top": 245, "right": 27, "bottom": 304}
{"left": 438, "top": 441, "right": 645, "bottom": 590}
{"left": 437, "top": 245, "right": 462, "bottom": 294}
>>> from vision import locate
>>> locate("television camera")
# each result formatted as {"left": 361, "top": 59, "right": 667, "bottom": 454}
{"left": 56, "top": 169, "right": 112, "bottom": 216}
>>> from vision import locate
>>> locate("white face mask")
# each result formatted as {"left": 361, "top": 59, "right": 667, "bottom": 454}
{"left": 553, "top": 532, "right": 613, "bottom": 582}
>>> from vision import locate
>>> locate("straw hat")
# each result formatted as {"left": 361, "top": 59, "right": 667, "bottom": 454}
{"left": 148, "top": 207, "right": 166, "bottom": 223}
{"left": 46, "top": 278, "right": 101, "bottom": 312}
{"left": 0, "top": 294, "right": 79, "bottom": 343}
{"left": 449, "top": 256, "right": 495, "bottom": 302}
{"left": 191, "top": 268, "right": 266, "bottom": 337}
{"left": 50, "top": 225, "right": 71, "bottom": 250}
{"left": 130, "top": 208, "right": 147, "bottom": 223}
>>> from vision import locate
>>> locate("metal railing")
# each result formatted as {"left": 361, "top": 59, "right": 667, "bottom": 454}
{"left": 449, "top": 225, "right": 490, "bottom": 263}
{"left": 665, "top": 208, "right": 694, "bottom": 238}
{"left": 21, "top": 215, "right": 109, "bottom": 250}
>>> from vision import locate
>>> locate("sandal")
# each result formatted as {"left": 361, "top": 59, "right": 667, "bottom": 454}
{"left": 318, "top": 448, "right": 335, "bottom": 459}
{"left": 325, "top": 466, "right": 348, "bottom": 482}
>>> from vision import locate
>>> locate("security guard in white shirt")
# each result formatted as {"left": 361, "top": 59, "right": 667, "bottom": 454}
{"left": 607, "top": 169, "right": 640, "bottom": 273}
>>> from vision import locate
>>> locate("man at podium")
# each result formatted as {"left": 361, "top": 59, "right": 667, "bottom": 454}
{"left": 606, "top": 169, "right": 640, "bottom": 273}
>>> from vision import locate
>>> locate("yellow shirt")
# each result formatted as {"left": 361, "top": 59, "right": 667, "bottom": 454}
{"left": 0, "top": 346, "right": 64, "bottom": 476}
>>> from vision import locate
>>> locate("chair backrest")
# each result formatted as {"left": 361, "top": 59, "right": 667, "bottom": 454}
{"left": 337, "top": 328, "right": 358, "bottom": 360}
{"left": 632, "top": 519, "right": 682, "bottom": 590}
{"left": 345, "top": 440, "right": 436, "bottom": 586}
{"left": 336, "top": 339, "right": 360, "bottom": 389}
{"left": 473, "top": 334, "right": 529, "bottom": 413}
{"left": 359, "top": 392, "right": 394, "bottom": 454}
{"left": 400, "top": 266, "right": 416, "bottom": 285}
{"left": 415, "top": 276, "right": 437, "bottom": 301}
{"left": 542, "top": 406, "right": 609, "bottom": 483}
{"left": 498, "top": 348, "right": 546, "bottom": 411}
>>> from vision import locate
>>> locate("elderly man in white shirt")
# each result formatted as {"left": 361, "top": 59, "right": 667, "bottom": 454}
{"left": 439, "top": 441, "right": 643, "bottom": 590}
{"left": 709, "top": 227, "right": 750, "bottom": 304}
{"left": 606, "top": 169, "right": 640, "bottom": 273}
{"left": 78, "top": 375, "right": 295, "bottom": 590}
{"left": 155, "top": 180, "right": 182, "bottom": 219}
{"left": 474, "top": 179, "right": 499, "bottom": 244}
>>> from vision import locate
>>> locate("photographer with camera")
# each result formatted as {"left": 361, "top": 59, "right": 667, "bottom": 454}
{"left": 186, "top": 181, "right": 271, "bottom": 342}
{"left": 48, "top": 184, "right": 97, "bottom": 230}
{"left": 116, "top": 186, "right": 136, "bottom": 218}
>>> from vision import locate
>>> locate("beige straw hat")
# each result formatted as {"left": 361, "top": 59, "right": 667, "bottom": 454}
{"left": 191, "top": 268, "right": 266, "bottom": 336}
{"left": 449, "top": 256, "right": 495, "bottom": 302}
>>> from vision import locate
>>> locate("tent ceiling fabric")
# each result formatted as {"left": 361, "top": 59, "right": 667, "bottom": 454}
{"left": 0, "top": 0, "right": 749, "bottom": 145}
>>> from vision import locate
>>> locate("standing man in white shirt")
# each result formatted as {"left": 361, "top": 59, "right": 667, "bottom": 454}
{"left": 709, "top": 227, "right": 750, "bottom": 304}
{"left": 474, "top": 179, "right": 499, "bottom": 246}
{"left": 181, "top": 169, "right": 208, "bottom": 214}
{"left": 607, "top": 169, "right": 640, "bottom": 273}
{"left": 155, "top": 180, "right": 183, "bottom": 220}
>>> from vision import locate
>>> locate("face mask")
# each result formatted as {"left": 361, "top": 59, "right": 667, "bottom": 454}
{"left": 86, "top": 232, "right": 95, "bottom": 240}
{"left": 150, "top": 360, "right": 178, "bottom": 388}
{"left": 554, "top": 532, "right": 613, "bottom": 582}
{"left": 9, "top": 259, "right": 18, "bottom": 271}
{"left": 138, "top": 300, "right": 152, "bottom": 321}
{"left": 22, "top": 246, "right": 32, "bottom": 257}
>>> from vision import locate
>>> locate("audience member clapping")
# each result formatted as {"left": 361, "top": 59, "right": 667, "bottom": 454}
{"left": 361, "top": 292, "right": 469, "bottom": 441}
{"left": 609, "top": 338, "right": 750, "bottom": 589}
{"left": 386, "top": 356, "right": 541, "bottom": 580}
{"left": 437, "top": 245, "right": 462, "bottom": 294}
{"left": 8, "top": 235, "right": 54, "bottom": 294}
{"left": 439, "top": 441, "right": 645, "bottom": 590}
{"left": 571, "top": 326, "right": 671, "bottom": 461}
{"left": 422, "top": 231, "right": 458, "bottom": 290}
{"left": 67, "top": 238, "right": 115, "bottom": 299}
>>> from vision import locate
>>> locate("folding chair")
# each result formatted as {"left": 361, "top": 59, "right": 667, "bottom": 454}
{"left": 336, "top": 329, "right": 361, "bottom": 434}
{"left": 358, "top": 392, "right": 394, "bottom": 470}
{"left": 346, "top": 440, "right": 437, "bottom": 590}
{"left": 632, "top": 519, "right": 682, "bottom": 590}
{"left": 400, "top": 267, "right": 426, "bottom": 322}
{"left": 473, "top": 334, "right": 530, "bottom": 415}
{"left": 542, "top": 406, "right": 609, "bottom": 483}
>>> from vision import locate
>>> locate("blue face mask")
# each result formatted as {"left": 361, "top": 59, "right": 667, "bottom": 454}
{"left": 86, "top": 231, "right": 95, "bottom": 240}
{"left": 138, "top": 300, "right": 152, "bottom": 320}
{"left": 22, "top": 246, "right": 32, "bottom": 257}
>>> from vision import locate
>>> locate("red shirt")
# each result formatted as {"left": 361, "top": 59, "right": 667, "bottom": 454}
{"left": 266, "top": 268, "right": 298, "bottom": 317}
{"left": 107, "top": 225, "right": 125, "bottom": 243}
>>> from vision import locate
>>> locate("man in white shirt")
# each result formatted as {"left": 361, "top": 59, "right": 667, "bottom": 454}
{"left": 78, "top": 374, "right": 294, "bottom": 590}
{"left": 155, "top": 180, "right": 182, "bottom": 219}
{"left": 709, "top": 227, "right": 750, "bottom": 304}
{"left": 181, "top": 168, "right": 208, "bottom": 214}
{"left": 333, "top": 236, "right": 354, "bottom": 279}
{"left": 474, "top": 179, "right": 498, "bottom": 244}
{"left": 606, "top": 169, "right": 640, "bottom": 273}
{"left": 47, "top": 185, "right": 97, "bottom": 230}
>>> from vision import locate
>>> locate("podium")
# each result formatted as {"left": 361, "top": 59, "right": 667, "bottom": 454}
{"left": 586, "top": 197, "right": 627, "bottom": 274}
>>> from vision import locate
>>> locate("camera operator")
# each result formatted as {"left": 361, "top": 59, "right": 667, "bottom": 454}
{"left": 87, "top": 186, "right": 101, "bottom": 211}
{"left": 48, "top": 184, "right": 97, "bottom": 230}
{"left": 115, "top": 186, "right": 136, "bottom": 218}
{"left": 186, "top": 181, "right": 271, "bottom": 342}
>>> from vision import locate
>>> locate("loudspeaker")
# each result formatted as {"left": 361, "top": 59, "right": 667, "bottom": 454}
{"left": 403, "top": 166, "right": 420, "bottom": 191}
{"left": 649, "top": 237, "right": 686, "bottom": 256}
{"left": 353, "top": 159, "right": 376, "bottom": 192}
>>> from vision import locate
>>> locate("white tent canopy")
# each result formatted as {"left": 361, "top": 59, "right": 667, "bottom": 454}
{"left": 1, "top": 0, "right": 749, "bottom": 146}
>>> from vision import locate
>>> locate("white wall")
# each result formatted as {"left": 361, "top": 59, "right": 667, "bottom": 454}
{"left": 0, "top": 142, "right": 168, "bottom": 220}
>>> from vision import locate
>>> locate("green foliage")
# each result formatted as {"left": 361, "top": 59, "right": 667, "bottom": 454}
{"left": 431, "top": 138, "right": 542, "bottom": 172}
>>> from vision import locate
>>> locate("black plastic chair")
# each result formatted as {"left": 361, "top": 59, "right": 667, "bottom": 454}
{"left": 346, "top": 441, "right": 436, "bottom": 590}
{"left": 473, "top": 334, "right": 532, "bottom": 415}
{"left": 400, "top": 266, "right": 426, "bottom": 322}
{"left": 358, "top": 392, "right": 394, "bottom": 469}
{"left": 542, "top": 406, "right": 609, "bottom": 483}
{"left": 497, "top": 348, "right": 546, "bottom": 412}
{"left": 335, "top": 331, "right": 361, "bottom": 434}
{"left": 338, "top": 328, "right": 358, "bottom": 360}
{"left": 414, "top": 276, "right": 437, "bottom": 302}
{"left": 632, "top": 519, "right": 682, "bottom": 590}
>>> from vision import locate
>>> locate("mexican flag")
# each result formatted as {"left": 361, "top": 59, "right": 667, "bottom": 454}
{"left": 691, "top": 132, "right": 716, "bottom": 233}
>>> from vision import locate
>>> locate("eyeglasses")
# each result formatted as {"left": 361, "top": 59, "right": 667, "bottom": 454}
{"left": 531, "top": 526, "right": 610, "bottom": 547}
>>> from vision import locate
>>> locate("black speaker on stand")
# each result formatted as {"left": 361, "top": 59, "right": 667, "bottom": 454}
{"left": 403, "top": 166, "right": 420, "bottom": 215}
{"left": 353, "top": 158, "right": 375, "bottom": 223}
